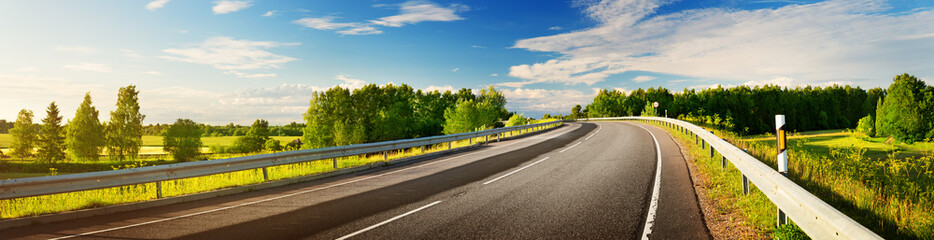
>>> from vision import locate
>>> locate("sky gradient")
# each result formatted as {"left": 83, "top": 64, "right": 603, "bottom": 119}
{"left": 1, "top": 0, "right": 932, "bottom": 125}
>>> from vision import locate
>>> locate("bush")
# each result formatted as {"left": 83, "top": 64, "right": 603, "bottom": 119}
{"left": 265, "top": 139, "right": 283, "bottom": 152}
{"left": 163, "top": 119, "right": 202, "bottom": 161}
{"left": 505, "top": 114, "right": 529, "bottom": 127}
{"left": 856, "top": 115, "right": 874, "bottom": 137}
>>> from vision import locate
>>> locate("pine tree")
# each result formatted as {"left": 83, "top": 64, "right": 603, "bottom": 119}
{"left": 10, "top": 109, "right": 37, "bottom": 159}
{"left": 107, "top": 85, "right": 145, "bottom": 160}
{"left": 37, "top": 102, "right": 66, "bottom": 163}
{"left": 67, "top": 93, "right": 105, "bottom": 161}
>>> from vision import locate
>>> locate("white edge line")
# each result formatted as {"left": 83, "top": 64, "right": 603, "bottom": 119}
{"left": 559, "top": 142, "right": 582, "bottom": 153}
{"left": 629, "top": 123, "right": 662, "bottom": 240}
{"left": 50, "top": 124, "right": 580, "bottom": 240}
{"left": 584, "top": 125, "right": 602, "bottom": 140}
{"left": 335, "top": 200, "right": 442, "bottom": 240}
{"left": 482, "top": 157, "right": 550, "bottom": 185}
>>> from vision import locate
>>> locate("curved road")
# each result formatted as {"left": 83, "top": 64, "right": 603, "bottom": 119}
{"left": 1, "top": 122, "right": 709, "bottom": 239}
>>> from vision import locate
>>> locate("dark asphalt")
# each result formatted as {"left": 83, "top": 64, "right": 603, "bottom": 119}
{"left": 0, "top": 122, "right": 709, "bottom": 240}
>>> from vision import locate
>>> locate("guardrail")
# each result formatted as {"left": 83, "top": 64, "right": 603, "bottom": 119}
{"left": 576, "top": 117, "right": 881, "bottom": 240}
{"left": 0, "top": 121, "right": 563, "bottom": 200}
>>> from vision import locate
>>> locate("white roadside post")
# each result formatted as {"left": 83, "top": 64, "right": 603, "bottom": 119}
{"left": 776, "top": 115, "right": 789, "bottom": 226}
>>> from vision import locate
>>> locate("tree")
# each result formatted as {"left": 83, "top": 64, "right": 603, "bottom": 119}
{"left": 233, "top": 119, "right": 270, "bottom": 153}
{"left": 570, "top": 105, "right": 583, "bottom": 119}
{"left": 442, "top": 99, "right": 482, "bottom": 134}
{"left": 879, "top": 74, "right": 927, "bottom": 143}
{"left": 37, "top": 102, "right": 66, "bottom": 163}
{"left": 505, "top": 114, "right": 529, "bottom": 127}
{"left": 163, "top": 119, "right": 202, "bottom": 161}
{"left": 67, "top": 93, "right": 105, "bottom": 161}
{"left": 856, "top": 115, "right": 874, "bottom": 137}
{"left": 265, "top": 138, "right": 283, "bottom": 152}
{"left": 10, "top": 109, "right": 37, "bottom": 159}
{"left": 641, "top": 101, "right": 657, "bottom": 117}
{"left": 107, "top": 85, "right": 145, "bottom": 160}
{"left": 874, "top": 98, "right": 888, "bottom": 137}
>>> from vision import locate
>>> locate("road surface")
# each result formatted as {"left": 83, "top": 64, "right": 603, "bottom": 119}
{"left": 1, "top": 122, "right": 709, "bottom": 239}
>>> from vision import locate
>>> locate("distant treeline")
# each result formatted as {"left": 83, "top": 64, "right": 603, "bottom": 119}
{"left": 142, "top": 122, "right": 305, "bottom": 137}
{"left": 302, "top": 84, "right": 508, "bottom": 149}
{"left": 0, "top": 120, "right": 13, "bottom": 134}
{"left": 577, "top": 73, "right": 933, "bottom": 142}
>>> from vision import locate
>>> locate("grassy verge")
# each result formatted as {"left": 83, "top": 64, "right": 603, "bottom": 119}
{"left": 673, "top": 120, "right": 932, "bottom": 239}
{"left": 640, "top": 120, "right": 791, "bottom": 239}
{"left": 0, "top": 123, "right": 561, "bottom": 219}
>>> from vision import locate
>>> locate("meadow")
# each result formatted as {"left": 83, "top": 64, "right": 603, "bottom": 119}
{"left": 661, "top": 121, "right": 933, "bottom": 239}
{"left": 0, "top": 123, "right": 561, "bottom": 219}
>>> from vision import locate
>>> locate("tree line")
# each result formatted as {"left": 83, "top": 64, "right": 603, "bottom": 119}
{"left": 302, "top": 84, "right": 508, "bottom": 149}
{"left": 8, "top": 85, "right": 145, "bottom": 162}
{"left": 141, "top": 122, "right": 305, "bottom": 137}
{"left": 574, "top": 73, "right": 933, "bottom": 143}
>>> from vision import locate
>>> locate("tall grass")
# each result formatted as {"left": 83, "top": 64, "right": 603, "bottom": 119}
{"left": 0, "top": 123, "right": 560, "bottom": 219}
{"left": 680, "top": 120, "right": 933, "bottom": 239}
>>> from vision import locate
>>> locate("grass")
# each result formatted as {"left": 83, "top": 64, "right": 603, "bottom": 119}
{"left": 0, "top": 123, "right": 562, "bottom": 219}
{"left": 676, "top": 121, "right": 933, "bottom": 239}
{"left": 641, "top": 120, "right": 790, "bottom": 238}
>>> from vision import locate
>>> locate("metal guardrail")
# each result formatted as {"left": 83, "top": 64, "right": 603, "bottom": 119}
{"left": 576, "top": 117, "right": 882, "bottom": 240}
{"left": 0, "top": 121, "right": 563, "bottom": 200}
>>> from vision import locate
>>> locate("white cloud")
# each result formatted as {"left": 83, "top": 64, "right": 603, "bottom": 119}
{"left": 742, "top": 77, "right": 852, "bottom": 88}
{"left": 471, "top": 45, "right": 486, "bottom": 48}
{"left": 500, "top": 88, "right": 593, "bottom": 113}
{"left": 54, "top": 46, "right": 98, "bottom": 54}
{"left": 225, "top": 71, "right": 276, "bottom": 78}
{"left": 335, "top": 74, "right": 368, "bottom": 90}
{"left": 490, "top": 73, "right": 498, "bottom": 77}
{"left": 425, "top": 85, "right": 455, "bottom": 92}
{"left": 370, "top": 1, "right": 467, "bottom": 27}
{"left": 549, "top": 26, "right": 562, "bottom": 30}
{"left": 146, "top": 0, "right": 170, "bottom": 11}
{"left": 63, "top": 63, "right": 112, "bottom": 72}
{"left": 142, "top": 71, "right": 163, "bottom": 76}
{"left": 18, "top": 67, "right": 39, "bottom": 72}
{"left": 294, "top": 17, "right": 383, "bottom": 35}
{"left": 632, "top": 75, "right": 656, "bottom": 83}
{"left": 262, "top": 10, "right": 277, "bottom": 17}
{"left": 160, "top": 36, "right": 298, "bottom": 70}
{"left": 121, "top": 49, "right": 144, "bottom": 58}
{"left": 213, "top": 0, "right": 252, "bottom": 15}
{"left": 509, "top": 0, "right": 934, "bottom": 88}
{"left": 451, "top": 68, "right": 459, "bottom": 72}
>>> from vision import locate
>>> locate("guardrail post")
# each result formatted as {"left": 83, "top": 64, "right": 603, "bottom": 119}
{"left": 448, "top": 141, "right": 452, "bottom": 150}
{"left": 421, "top": 146, "right": 425, "bottom": 153}
{"left": 156, "top": 181, "right": 163, "bottom": 199}
{"left": 333, "top": 158, "right": 338, "bottom": 169}
{"left": 776, "top": 115, "right": 789, "bottom": 226}
{"left": 262, "top": 167, "right": 269, "bottom": 181}
{"left": 469, "top": 137, "right": 473, "bottom": 145}
{"left": 497, "top": 133, "right": 501, "bottom": 142}
{"left": 721, "top": 156, "right": 727, "bottom": 169}
{"left": 383, "top": 151, "right": 388, "bottom": 161}
{"left": 710, "top": 147, "right": 715, "bottom": 158}
{"left": 742, "top": 174, "right": 749, "bottom": 195}
{"left": 485, "top": 135, "right": 489, "bottom": 143}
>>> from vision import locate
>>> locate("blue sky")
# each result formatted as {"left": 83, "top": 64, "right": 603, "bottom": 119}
{"left": 1, "top": 0, "right": 932, "bottom": 125}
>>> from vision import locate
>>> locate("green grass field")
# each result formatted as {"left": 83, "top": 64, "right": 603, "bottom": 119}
{"left": 740, "top": 130, "right": 934, "bottom": 160}
{"left": 2, "top": 134, "right": 299, "bottom": 155}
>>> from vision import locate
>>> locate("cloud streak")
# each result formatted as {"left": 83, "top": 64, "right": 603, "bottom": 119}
{"left": 160, "top": 36, "right": 298, "bottom": 72}
{"left": 294, "top": 0, "right": 466, "bottom": 35}
{"left": 213, "top": 0, "right": 252, "bottom": 14}
{"left": 509, "top": 0, "right": 934, "bottom": 87}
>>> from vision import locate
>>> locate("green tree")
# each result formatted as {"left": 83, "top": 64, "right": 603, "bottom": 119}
{"left": 505, "top": 114, "right": 529, "bottom": 127}
{"left": 264, "top": 138, "right": 283, "bottom": 152}
{"left": 856, "top": 115, "right": 874, "bottom": 137}
{"left": 570, "top": 105, "right": 583, "bottom": 119}
{"left": 163, "top": 119, "right": 202, "bottom": 161}
{"left": 66, "top": 93, "right": 105, "bottom": 161}
{"left": 880, "top": 74, "right": 927, "bottom": 143}
{"left": 442, "top": 99, "right": 482, "bottom": 134}
{"left": 107, "top": 85, "right": 145, "bottom": 160}
{"left": 234, "top": 119, "right": 270, "bottom": 153}
{"left": 641, "top": 101, "right": 657, "bottom": 117}
{"left": 10, "top": 109, "right": 37, "bottom": 159}
{"left": 37, "top": 102, "right": 66, "bottom": 163}
{"left": 874, "top": 98, "right": 888, "bottom": 137}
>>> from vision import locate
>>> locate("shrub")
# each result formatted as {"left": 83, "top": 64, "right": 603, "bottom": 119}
{"left": 855, "top": 115, "right": 874, "bottom": 137}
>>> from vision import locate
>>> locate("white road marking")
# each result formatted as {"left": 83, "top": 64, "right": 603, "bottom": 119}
{"left": 628, "top": 123, "right": 663, "bottom": 240}
{"left": 50, "top": 125, "right": 580, "bottom": 240}
{"left": 335, "top": 201, "right": 442, "bottom": 240}
{"left": 482, "top": 157, "right": 550, "bottom": 185}
{"left": 584, "top": 125, "right": 602, "bottom": 140}
{"left": 559, "top": 142, "right": 582, "bottom": 153}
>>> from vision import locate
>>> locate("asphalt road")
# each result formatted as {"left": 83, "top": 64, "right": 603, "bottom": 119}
{"left": 1, "top": 122, "right": 709, "bottom": 240}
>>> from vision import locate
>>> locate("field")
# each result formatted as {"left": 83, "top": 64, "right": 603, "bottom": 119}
{"left": 0, "top": 123, "right": 562, "bottom": 219}
{"left": 1, "top": 134, "right": 300, "bottom": 155}
{"left": 674, "top": 123, "right": 933, "bottom": 239}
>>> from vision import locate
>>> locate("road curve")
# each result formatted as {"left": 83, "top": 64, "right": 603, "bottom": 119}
{"left": 0, "top": 122, "right": 709, "bottom": 239}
